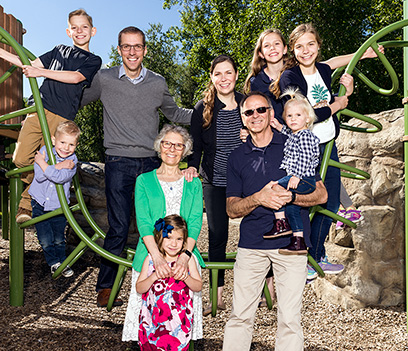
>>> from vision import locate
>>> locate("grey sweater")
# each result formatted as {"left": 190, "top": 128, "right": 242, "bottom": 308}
{"left": 81, "top": 66, "right": 192, "bottom": 157}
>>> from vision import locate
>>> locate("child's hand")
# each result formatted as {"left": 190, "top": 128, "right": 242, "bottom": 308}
{"left": 240, "top": 128, "right": 249, "bottom": 142}
{"left": 287, "top": 176, "right": 300, "bottom": 189}
{"left": 339, "top": 73, "right": 354, "bottom": 97}
{"left": 55, "top": 159, "right": 75, "bottom": 170}
{"left": 270, "top": 117, "right": 282, "bottom": 132}
{"left": 34, "top": 150, "right": 46, "bottom": 164}
{"left": 361, "top": 45, "right": 384, "bottom": 59}
{"left": 22, "top": 65, "right": 43, "bottom": 78}
{"left": 334, "top": 95, "right": 349, "bottom": 110}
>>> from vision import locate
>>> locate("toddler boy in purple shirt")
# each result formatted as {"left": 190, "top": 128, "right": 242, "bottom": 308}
{"left": 29, "top": 121, "right": 80, "bottom": 277}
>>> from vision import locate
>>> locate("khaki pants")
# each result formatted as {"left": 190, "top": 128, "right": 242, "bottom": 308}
{"left": 13, "top": 109, "right": 67, "bottom": 210}
{"left": 223, "top": 248, "right": 307, "bottom": 351}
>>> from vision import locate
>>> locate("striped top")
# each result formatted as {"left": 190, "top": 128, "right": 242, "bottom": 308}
{"left": 212, "top": 107, "right": 243, "bottom": 186}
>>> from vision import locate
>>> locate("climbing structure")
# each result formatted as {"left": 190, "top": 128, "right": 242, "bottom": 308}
{"left": 0, "top": 12, "right": 407, "bottom": 326}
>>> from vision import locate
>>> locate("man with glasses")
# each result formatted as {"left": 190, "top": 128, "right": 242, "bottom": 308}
{"left": 222, "top": 92, "right": 327, "bottom": 351}
{"left": 81, "top": 26, "right": 192, "bottom": 308}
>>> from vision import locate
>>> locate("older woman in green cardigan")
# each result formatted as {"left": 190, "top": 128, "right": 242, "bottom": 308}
{"left": 123, "top": 124, "right": 205, "bottom": 342}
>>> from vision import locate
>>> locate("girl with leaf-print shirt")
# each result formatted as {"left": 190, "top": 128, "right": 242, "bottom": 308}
{"left": 278, "top": 23, "right": 354, "bottom": 273}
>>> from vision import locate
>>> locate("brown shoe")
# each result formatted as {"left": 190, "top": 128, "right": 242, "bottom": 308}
{"left": 278, "top": 236, "right": 308, "bottom": 255}
{"left": 263, "top": 218, "right": 292, "bottom": 239}
{"left": 97, "top": 288, "right": 123, "bottom": 308}
{"left": 203, "top": 301, "right": 226, "bottom": 317}
{"left": 16, "top": 207, "right": 32, "bottom": 224}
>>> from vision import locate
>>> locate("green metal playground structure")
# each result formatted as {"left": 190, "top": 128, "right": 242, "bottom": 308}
{"left": 0, "top": 7, "right": 407, "bottom": 333}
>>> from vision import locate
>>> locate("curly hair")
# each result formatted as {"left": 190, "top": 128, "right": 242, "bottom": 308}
{"left": 153, "top": 124, "right": 193, "bottom": 159}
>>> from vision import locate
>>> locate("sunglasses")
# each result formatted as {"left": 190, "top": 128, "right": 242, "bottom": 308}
{"left": 242, "top": 106, "right": 271, "bottom": 117}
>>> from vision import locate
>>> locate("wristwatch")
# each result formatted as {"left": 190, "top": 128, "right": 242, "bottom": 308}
{"left": 289, "top": 192, "right": 296, "bottom": 204}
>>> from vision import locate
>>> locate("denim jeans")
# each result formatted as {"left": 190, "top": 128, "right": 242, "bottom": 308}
{"left": 277, "top": 175, "right": 316, "bottom": 232}
{"left": 32, "top": 199, "right": 67, "bottom": 266}
{"left": 309, "top": 142, "right": 341, "bottom": 261}
{"left": 96, "top": 155, "right": 160, "bottom": 291}
{"left": 203, "top": 181, "right": 229, "bottom": 287}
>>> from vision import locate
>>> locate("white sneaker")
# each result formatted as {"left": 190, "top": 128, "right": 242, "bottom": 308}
{"left": 61, "top": 265, "right": 74, "bottom": 278}
{"left": 50, "top": 262, "right": 61, "bottom": 275}
{"left": 50, "top": 262, "right": 74, "bottom": 277}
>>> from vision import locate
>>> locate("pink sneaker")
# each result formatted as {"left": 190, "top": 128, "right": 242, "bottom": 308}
{"left": 345, "top": 209, "right": 364, "bottom": 223}
{"left": 335, "top": 209, "right": 346, "bottom": 230}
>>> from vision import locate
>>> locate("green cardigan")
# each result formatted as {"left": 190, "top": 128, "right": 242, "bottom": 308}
{"left": 132, "top": 169, "right": 205, "bottom": 271}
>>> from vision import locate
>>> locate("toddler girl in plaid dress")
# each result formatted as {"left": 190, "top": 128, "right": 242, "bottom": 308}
{"left": 264, "top": 88, "right": 320, "bottom": 255}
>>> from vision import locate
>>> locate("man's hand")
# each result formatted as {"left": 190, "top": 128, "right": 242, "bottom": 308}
{"left": 257, "top": 180, "right": 292, "bottom": 210}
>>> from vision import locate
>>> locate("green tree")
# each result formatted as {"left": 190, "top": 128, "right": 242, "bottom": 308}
{"left": 165, "top": 0, "right": 404, "bottom": 113}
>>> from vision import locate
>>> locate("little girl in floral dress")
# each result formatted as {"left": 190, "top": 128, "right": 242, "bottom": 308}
{"left": 136, "top": 215, "right": 202, "bottom": 351}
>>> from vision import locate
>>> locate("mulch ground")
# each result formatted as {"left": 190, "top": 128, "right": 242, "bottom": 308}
{"left": 1, "top": 217, "right": 407, "bottom": 350}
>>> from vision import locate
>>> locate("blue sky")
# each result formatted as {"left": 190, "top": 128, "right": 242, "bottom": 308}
{"left": 1, "top": 0, "right": 182, "bottom": 96}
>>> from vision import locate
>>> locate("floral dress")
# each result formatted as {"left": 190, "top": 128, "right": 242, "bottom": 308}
{"left": 138, "top": 256, "right": 194, "bottom": 351}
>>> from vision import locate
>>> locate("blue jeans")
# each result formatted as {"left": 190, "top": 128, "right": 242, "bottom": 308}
{"left": 96, "top": 155, "right": 160, "bottom": 291}
{"left": 309, "top": 142, "right": 341, "bottom": 261}
{"left": 32, "top": 199, "right": 67, "bottom": 266}
{"left": 277, "top": 175, "right": 316, "bottom": 232}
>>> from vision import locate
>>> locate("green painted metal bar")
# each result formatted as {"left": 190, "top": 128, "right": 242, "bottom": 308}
{"left": 0, "top": 65, "right": 17, "bottom": 84}
{"left": 0, "top": 105, "right": 37, "bottom": 123}
{"left": 19, "top": 203, "right": 81, "bottom": 229}
{"left": 9, "top": 176, "right": 23, "bottom": 306}
{"left": 1, "top": 184, "right": 9, "bottom": 240}
{"left": 107, "top": 250, "right": 135, "bottom": 311}
{"left": 262, "top": 281, "right": 273, "bottom": 310}
{"left": 403, "top": 0, "right": 408, "bottom": 333}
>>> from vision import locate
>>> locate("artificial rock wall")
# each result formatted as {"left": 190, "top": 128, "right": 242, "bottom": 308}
{"left": 313, "top": 108, "right": 405, "bottom": 309}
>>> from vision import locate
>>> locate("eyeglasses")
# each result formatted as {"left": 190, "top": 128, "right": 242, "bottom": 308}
{"left": 119, "top": 44, "right": 145, "bottom": 52}
{"left": 161, "top": 141, "right": 185, "bottom": 151}
{"left": 242, "top": 106, "right": 271, "bottom": 117}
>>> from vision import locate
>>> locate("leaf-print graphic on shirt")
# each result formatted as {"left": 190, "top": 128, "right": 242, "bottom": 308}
{"left": 311, "top": 84, "right": 329, "bottom": 108}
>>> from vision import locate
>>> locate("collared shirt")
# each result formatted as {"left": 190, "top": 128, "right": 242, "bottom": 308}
{"left": 280, "top": 125, "right": 320, "bottom": 179}
{"left": 226, "top": 130, "right": 312, "bottom": 250}
{"left": 119, "top": 64, "right": 146, "bottom": 85}
{"left": 29, "top": 146, "right": 77, "bottom": 211}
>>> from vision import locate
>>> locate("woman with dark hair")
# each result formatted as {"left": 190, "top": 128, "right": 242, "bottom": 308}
{"left": 184, "top": 55, "right": 244, "bottom": 315}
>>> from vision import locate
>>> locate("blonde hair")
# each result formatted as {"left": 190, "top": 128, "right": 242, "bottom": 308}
{"left": 68, "top": 9, "right": 93, "bottom": 27}
{"left": 202, "top": 55, "right": 238, "bottom": 129}
{"left": 154, "top": 215, "right": 188, "bottom": 257}
{"left": 54, "top": 120, "right": 81, "bottom": 142}
{"left": 281, "top": 88, "right": 317, "bottom": 128}
{"left": 244, "top": 29, "right": 287, "bottom": 94}
{"left": 273, "top": 23, "right": 323, "bottom": 99}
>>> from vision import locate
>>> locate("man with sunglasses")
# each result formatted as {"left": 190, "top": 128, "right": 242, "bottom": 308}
{"left": 81, "top": 26, "right": 192, "bottom": 308}
{"left": 223, "top": 92, "right": 327, "bottom": 351}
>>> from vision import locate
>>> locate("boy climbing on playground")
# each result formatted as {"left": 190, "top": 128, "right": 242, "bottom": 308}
{"left": 0, "top": 8, "right": 101, "bottom": 223}
{"left": 29, "top": 120, "right": 80, "bottom": 277}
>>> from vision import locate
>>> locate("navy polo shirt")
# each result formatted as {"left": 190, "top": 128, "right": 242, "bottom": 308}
{"left": 226, "top": 130, "right": 312, "bottom": 250}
